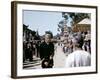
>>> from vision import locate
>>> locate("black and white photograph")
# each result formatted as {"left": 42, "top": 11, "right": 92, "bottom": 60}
{"left": 11, "top": 1, "right": 97, "bottom": 78}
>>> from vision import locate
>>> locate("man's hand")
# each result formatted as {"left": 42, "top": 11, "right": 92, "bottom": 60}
{"left": 50, "top": 55, "right": 53, "bottom": 60}
{"left": 44, "top": 61, "right": 48, "bottom": 66}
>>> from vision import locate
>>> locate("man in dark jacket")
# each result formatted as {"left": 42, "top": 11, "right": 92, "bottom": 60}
{"left": 39, "top": 32, "right": 54, "bottom": 68}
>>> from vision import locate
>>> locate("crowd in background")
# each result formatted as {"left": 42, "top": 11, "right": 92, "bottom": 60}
{"left": 23, "top": 31, "right": 42, "bottom": 62}
{"left": 61, "top": 30, "right": 91, "bottom": 55}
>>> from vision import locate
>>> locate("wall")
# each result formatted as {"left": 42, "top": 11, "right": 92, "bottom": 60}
{"left": 0, "top": 0, "right": 100, "bottom": 80}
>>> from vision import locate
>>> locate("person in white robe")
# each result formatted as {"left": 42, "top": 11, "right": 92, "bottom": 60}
{"left": 65, "top": 42, "right": 91, "bottom": 67}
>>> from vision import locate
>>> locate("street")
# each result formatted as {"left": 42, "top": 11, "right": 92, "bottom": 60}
{"left": 54, "top": 44, "right": 67, "bottom": 68}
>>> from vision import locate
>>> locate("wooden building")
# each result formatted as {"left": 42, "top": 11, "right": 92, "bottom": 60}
{"left": 73, "top": 18, "right": 91, "bottom": 32}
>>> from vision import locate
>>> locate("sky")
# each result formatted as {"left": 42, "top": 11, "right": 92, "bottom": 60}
{"left": 23, "top": 10, "right": 63, "bottom": 36}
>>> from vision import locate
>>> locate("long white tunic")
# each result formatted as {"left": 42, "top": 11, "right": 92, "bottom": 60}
{"left": 65, "top": 50, "right": 91, "bottom": 67}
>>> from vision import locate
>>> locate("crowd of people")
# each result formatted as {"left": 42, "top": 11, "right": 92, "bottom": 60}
{"left": 23, "top": 29, "right": 91, "bottom": 68}
{"left": 23, "top": 40, "right": 41, "bottom": 62}
{"left": 62, "top": 30, "right": 91, "bottom": 55}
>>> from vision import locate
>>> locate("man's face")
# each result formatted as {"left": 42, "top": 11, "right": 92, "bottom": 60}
{"left": 45, "top": 34, "right": 51, "bottom": 43}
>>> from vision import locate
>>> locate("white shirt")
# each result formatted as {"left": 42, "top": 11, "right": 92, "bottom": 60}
{"left": 65, "top": 50, "right": 91, "bottom": 67}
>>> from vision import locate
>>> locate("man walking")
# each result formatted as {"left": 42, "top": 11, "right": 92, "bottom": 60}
{"left": 39, "top": 32, "right": 54, "bottom": 68}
